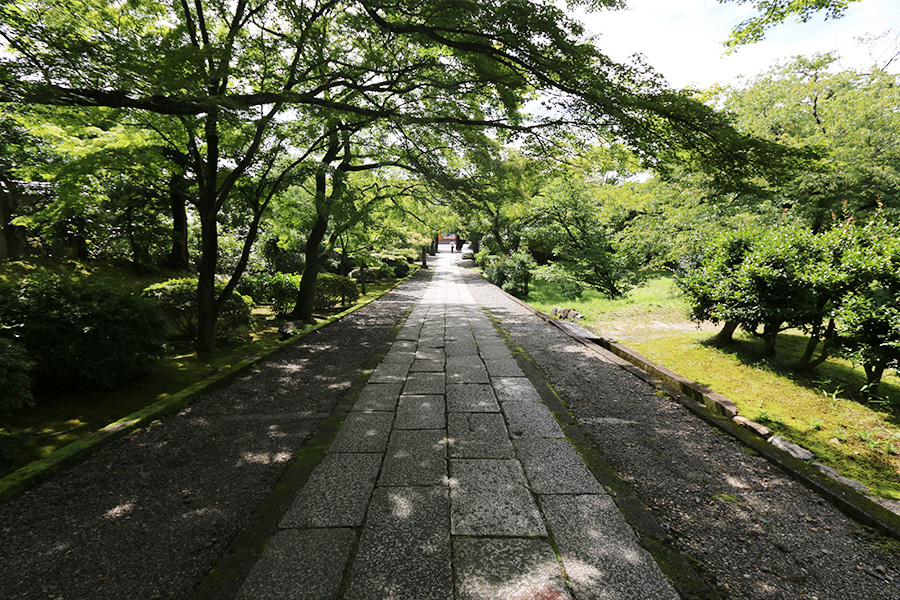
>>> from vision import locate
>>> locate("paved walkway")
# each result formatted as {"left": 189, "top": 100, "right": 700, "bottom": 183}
{"left": 234, "top": 252, "right": 680, "bottom": 600}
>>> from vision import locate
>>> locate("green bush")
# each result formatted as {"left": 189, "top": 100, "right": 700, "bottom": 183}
{"left": 315, "top": 273, "right": 359, "bottom": 311}
{"left": 267, "top": 273, "right": 304, "bottom": 316}
{"left": 0, "top": 337, "right": 33, "bottom": 414}
{"left": 143, "top": 278, "right": 253, "bottom": 339}
{"left": 482, "top": 251, "right": 536, "bottom": 298}
{"left": 16, "top": 274, "right": 167, "bottom": 388}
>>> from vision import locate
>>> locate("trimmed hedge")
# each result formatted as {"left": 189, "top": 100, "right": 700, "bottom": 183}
{"left": 315, "top": 273, "right": 359, "bottom": 311}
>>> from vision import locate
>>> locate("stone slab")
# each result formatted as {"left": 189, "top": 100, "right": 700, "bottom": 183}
{"left": 281, "top": 453, "right": 382, "bottom": 528}
{"left": 394, "top": 395, "right": 446, "bottom": 430}
{"left": 345, "top": 486, "right": 452, "bottom": 600}
{"left": 447, "top": 384, "right": 500, "bottom": 413}
{"left": 447, "top": 365, "right": 490, "bottom": 385}
{"left": 448, "top": 412, "right": 515, "bottom": 459}
{"left": 410, "top": 358, "right": 444, "bottom": 372}
{"left": 454, "top": 538, "right": 571, "bottom": 600}
{"left": 514, "top": 438, "right": 603, "bottom": 494}
{"left": 368, "top": 362, "right": 410, "bottom": 384}
{"left": 327, "top": 411, "right": 393, "bottom": 453}
{"left": 415, "top": 347, "right": 445, "bottom": 361}
{"left": 483, "top": 359, "right": 525, "bottom": 377}
{"left": 449, "top": 459, "right": 546, "bottom": 537}
{"left": 492, "top": 377, "right": 543, "bottom": 403}
{"left": 353, "top": 383, "right": 402, "bottom": 411}
{"left": 446, "top": 355, "right": 485, "bottom": 369}
{"left": 391, "top": 339, "right": 418, "bottom": 352}
{"left": 477, "top": 344, "right": 514, "bottom": 358}
{"left": 379, "top": 429, "right": 447, "bottom": 486}
{"left": 502, "top": 402, "right": 564, "bottom": 438}
{"left": 403, "top": 371, "right": 446, "bottom": 395}
{"left": 381, "top": 350, "right": 415, "bottom": 365}
{"left": 418, "top": 335, "right": 445, "bottom": 348}
{"left": 445, "top": 341, "right": 479, "bottom": 356}
{"left": 540, "top": 494, "right": 680, "bottom": 600}
{"left": 236, "top": 528, "right": 355, "bottom": 600}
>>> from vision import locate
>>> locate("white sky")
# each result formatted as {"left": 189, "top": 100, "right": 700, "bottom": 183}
{"left": 575, "top": 0, "right": 900, "bottom": 89}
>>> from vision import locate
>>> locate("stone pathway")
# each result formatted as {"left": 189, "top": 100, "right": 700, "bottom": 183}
{"left": 234, "top": 252, "right": 680, "bottom": 600}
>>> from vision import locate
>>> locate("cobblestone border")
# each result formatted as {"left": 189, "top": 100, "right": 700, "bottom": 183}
{"left": 0, "top": 274, "right": 415, "bottom": 504}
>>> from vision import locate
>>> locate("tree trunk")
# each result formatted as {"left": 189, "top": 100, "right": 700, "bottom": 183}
{"left": 195, "top": 210, "right": 219, "bottom": 353}
{"left": 359, "top": 260, "right": 367, "bottom": 295}
{"left": 761, "top": 322, "right": 779, "bottom": 356}
{"left": 290, "top": 211, "right": 329, "bottom": 322}
{"left": 0, "top": 176, "right": 24, "bottom": 260}
{"left": 164, "top": 173, "right": 191, "bottom": 271}
{"left": 713, "top": 321, "right": 738, "bottom": 346}
{"left": 195, "top": 110, "right": 221, "bottom": 354}
{"left": 421, "top": 246, "right": 428, "bottom": 268}
{"left": 863, "top": 363, "right": 885, "bottom": 399}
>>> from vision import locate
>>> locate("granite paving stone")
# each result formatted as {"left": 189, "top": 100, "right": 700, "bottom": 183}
{"left": 449, "top": 459, "right": 546, "bottom": 536}
{"left": 236, "top": 528, "right": 355, "bottom": 600}
{"left": 353, "top": 383, "right": 402, "bottom": 411}
{"left": 368, "top": 362, "right": 411, "bottom": 384}
{"left": 447, "top": 383, "right": 500, "bottom": 412}
{"left": 492, "top": 376, "right": 543, "bottom": 403}
{"left": 502, "top": 402, "right": 565, "bottom": 438}
{"left": 410, "top": 358, "right": 444, "bottom": 372}
{"left": 483, "top": 358, "right": 525, "bottom": 377}
{"left": 514, "top": 438, "right": 604, "bottom": 494}
{"left": 415, "top": 347, "right": 445, "bottom": 361}
{"left": 394, "top": 395, "right": 446, "bottom": 429}
{"left": 379, "top": 429, "right": 447, "bottom": 486}
{"left": 403, "top": 371, "right": 446, "bottom": 395}
{"left": 380, "top": 350, "right": 415, "bottom": 365}
{"left": 445, "top": 341, "right": 479, "bottom": 356}
{"left": 448, "top": 412, "right": 515, "bottom": 458}
{"left": 280, "top": 453, "right": 382, "bottom": 527}
{"left": 477, "top": 344, "right": 515, "bottom": 358}
{"left": 391, "top": 339, "right": 418, "bottom": 352}
{"left": 540, "top": 494, "right": 680, "bottom": 600}
{"left": 454, "top": 538, "right": 572, "bottom": 600}
{"left": 345, "top": 486, "right": 452, "bottom": 600}
{"left": 447, "top": 364, "right": 490, "bottom": 385}
{"left": 327, "top": 411, "right": 394, "bottom": 453}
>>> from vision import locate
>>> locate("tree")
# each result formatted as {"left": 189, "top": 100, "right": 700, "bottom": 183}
{"left": 2, "top": 0, "right": 800, "bottom": 351}
{"left": 718, "top": 54, "right": 900, "bottom": 231}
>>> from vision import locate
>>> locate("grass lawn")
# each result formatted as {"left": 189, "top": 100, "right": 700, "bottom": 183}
{"left": 527, "top": 274, "right": 900, "bottom": 501}
{"left": 0, "top": 261, "right": 409, "bottom": 478}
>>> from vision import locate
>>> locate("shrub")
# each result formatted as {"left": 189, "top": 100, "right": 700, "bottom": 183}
{"left": 143, "top": 278, "right": 253, "bottom": 339}
{"left": 482, "top": 251, "right": 536, "bottom": 298}
{"left": 267, "top": 273, "right": 304, "bottom": 316}
{"left": 0, "top": 337, "right": 33, "bottom": 414}
{"left": 315, "top": 273, "right": 359, "bottom": 311}
{"left": 16, "top": 274, "right": 167, "bottom": 388}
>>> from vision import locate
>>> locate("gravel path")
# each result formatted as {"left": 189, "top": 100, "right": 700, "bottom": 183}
{"left": 462, "top": 265, "right": 900, "bottom": 600}
{"left": 2, "top": 258, "right": 899, "bottom": 599}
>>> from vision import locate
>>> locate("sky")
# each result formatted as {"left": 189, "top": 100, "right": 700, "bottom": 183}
{"left": 573, "top": 0, "right": 900, "bottom": 89}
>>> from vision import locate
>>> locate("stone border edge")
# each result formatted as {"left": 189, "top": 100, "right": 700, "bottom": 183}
{"left": 0, "top": 272, "right": 416, "bottom": 504}
{"left": 480, "top": 273, "right": 900, "bottom": 543}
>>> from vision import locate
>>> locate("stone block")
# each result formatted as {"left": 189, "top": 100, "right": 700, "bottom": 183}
{"left": 449, "top": 459, "right": 546, "bottom": 537}
{"left": 394, "top": 395, "right": 446, "bottom": 430}
{"left": 448, "top": 412, "right": 515, "bottom": 458}
{"left": 502, "top": 402, "right": 564, "bottom": 438}
{"left": 379, "top": 429, "right": 447, "bottom": 486}
{"left": 327, "top": 411, "right": 393, "bottom": 453}
{"left": 514, "top": 438, "right": 602, "bottom": 494}
{"left": 448, "top": 384, "right": 500, "bottom": 412}
{"left": 454, "top": 538, "right": 571, "bottom": 600}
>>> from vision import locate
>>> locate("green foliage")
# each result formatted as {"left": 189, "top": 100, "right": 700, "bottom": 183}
{"left": 143, "top": 278, "right": 252, "bottom": 339}
{"left": 482, "top": 250, "right": 537, "bottom": 298}
{"left": 0, "top": 337, "right": 33, "bottom": 414}
{"left": 722, "top": 0, "right": 861, "bottom": 48}
{"left": 238, "top": 272, "right": 304, "bottom": 317}
{"left": 314, "top": 273, "right": 359, "bottom": 311}
{"left": 9, "top": 274, "right": 167, "bottom": 388}
{"left": 533, "top": 264, "right": 585, "bottom": 299}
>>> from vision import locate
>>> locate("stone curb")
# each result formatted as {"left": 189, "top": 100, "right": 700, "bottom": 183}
{"left": 479, "top": 273, "right": 900, "bottom": 543}
{"left": 0, "top": 273, "right": 416, "bottom": 504}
